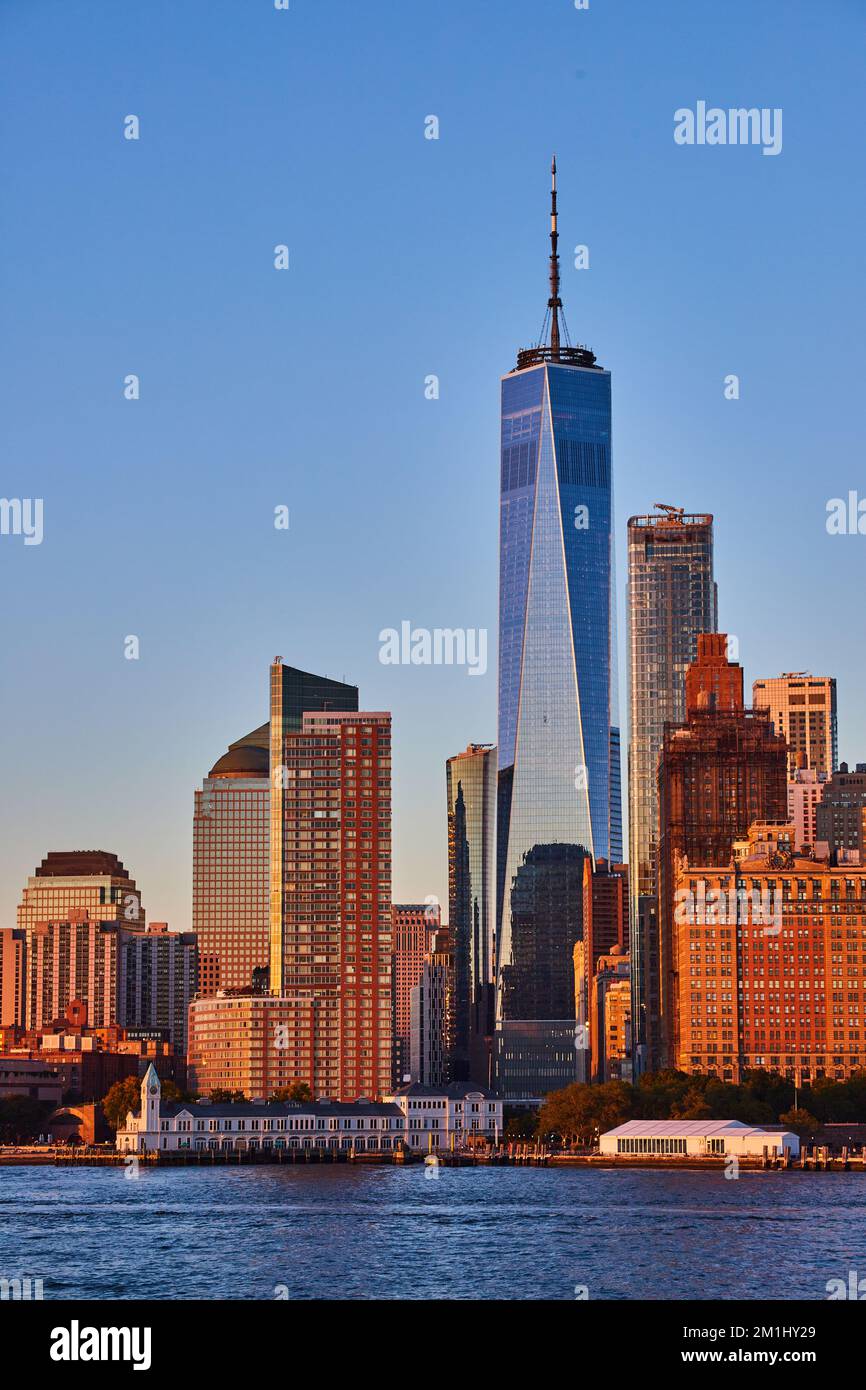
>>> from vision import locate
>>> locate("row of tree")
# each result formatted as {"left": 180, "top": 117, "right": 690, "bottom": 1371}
{"left": 505, "top": 1068, "right": 866, "bottom": 1146}
{"left": 100, "top": 1079, "right": 315, "bottom": 1131}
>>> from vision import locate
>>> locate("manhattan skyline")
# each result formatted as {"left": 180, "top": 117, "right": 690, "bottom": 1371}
{"left": 2, "top": 0, "right": 864, "bottom": 941}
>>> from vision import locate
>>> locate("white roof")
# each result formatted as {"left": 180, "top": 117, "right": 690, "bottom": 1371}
{"left": 603, "top": 1119, "right": 771, "bottom": 1138}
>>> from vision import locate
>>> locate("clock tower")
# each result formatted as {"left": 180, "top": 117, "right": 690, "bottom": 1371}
{"left": 140, "top": 1063, "right": 161, "bottom": 1141}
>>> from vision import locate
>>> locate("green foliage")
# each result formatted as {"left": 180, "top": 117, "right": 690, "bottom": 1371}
{"left": 778, "top": 1107, "right": 820, "bottom": 1141}
{"left": 270, "top": 1083, "right": 313, "bottom": 1103}
{"left": 101, "top": 1077, "right": 142, "bottom": 1132}
{"left": 534, "top": 1068, "right": 866, "bottom": 1146}
{"left": 538, "top": 1081, "right": 634, "bottom": 1145}
{"left": 208, "top": 1089, "right": 246, "bottom": 1104}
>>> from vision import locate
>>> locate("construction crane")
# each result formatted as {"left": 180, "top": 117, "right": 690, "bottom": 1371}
{"left": 653, "top": 502, "right": 685, "bottom": 519}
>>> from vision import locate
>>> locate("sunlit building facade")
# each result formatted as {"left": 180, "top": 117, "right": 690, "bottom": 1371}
{"left": 0, "top": 929, "right": 25, "bottom": 1029}
{"left": 17, "top": 851, "right": 145, "bottom": 1030}
{"left": 658, "top": 635, "right": 788, "bottom": 1065}
{"left": 193, "top": 730, "right": 270, "bottom": 995}
{"left": 269, "top": 659, "right": 392, "bottom": 1100}
{"left": 752, "top": 673, "right": 838, "bottom": 780}
{"left": 674, "top": 828, "right": 866, "bottom": 1083}
{"left": 392, "top": 902, "right": 440, "bottom": 1086}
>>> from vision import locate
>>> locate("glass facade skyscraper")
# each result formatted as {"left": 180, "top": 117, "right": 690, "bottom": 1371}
{"left": 446, "top": 743, "right": 497, "bottom": 1082}
{"left": 495, "top": 161, "right": 618, "bottom": 1099}
{"left": 193, "top": 732, "right": 269, "bottom": 996}
{"left": 626, "top": 509, "right": 716, "bottom": 1071}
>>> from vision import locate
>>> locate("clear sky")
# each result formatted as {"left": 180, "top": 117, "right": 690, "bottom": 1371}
{"left": 1, "top": 0, "right": 863, "bottom": 932}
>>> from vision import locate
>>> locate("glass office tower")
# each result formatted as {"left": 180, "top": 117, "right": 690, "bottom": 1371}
{"left": 626, "top": 509, "right": 716, "bottom": 1072}
{"left": 495, "top": 161, "right": 616, "bottom": 1099}
{"left": 446, "top": 743, "right": 497, "bottom": 1082}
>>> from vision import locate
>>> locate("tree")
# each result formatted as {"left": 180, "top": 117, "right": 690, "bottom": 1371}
{"left": 0, "top": 1096, "right": 53, "bottom": 1144}
{"left": 502, "top": 1108, "right": 537, "bottom": 1141}
{"left": 779, "top": 1107, "right": 820, "bottom": 1142}
{"left": 538, "top": 1081, "right": 634, "bottom": 1146}
{"left": 209, "top": 1089, "right": 246, "bottom": 1104}
{"left": 101, "top": 1074, "right": 184, "bottom": 1131}
{"left": 634, "top": 1069, "right": 693, "bottom": 1119}
{"left": 270, "top": 1082, "right": 313, "bottom": 1103}
{"left": 102, "top": 1077, "right": 141, "bottom": 1132}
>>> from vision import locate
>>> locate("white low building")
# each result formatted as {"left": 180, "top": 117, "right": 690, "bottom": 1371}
{"left": 117, "top": 1067, "right": 503, "bottom": 1155}
{"left": 389, "top": 1083, "right": 502, "bottom": 1150}
{"left": 600, "top": 1119, "right": 800, "bottom": 1159}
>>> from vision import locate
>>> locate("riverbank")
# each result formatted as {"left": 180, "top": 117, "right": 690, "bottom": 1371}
{"left": 1, "top": 1143, "right": 862, "bottom": 1171}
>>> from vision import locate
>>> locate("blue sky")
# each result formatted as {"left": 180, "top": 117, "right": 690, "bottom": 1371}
{"left": 1, "top": 0, "right": 863, "bottom": 931}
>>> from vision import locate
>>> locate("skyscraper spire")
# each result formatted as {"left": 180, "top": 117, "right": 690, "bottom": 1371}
{"left": 514, "top": 157, "right": 598, "bottom": 372}
{"left": 549, "top": 155, "right": 561, "bottom": 360}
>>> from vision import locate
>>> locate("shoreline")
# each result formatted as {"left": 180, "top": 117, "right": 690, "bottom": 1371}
{"left": 0, "top": 1147, "right": 854, "bottom": 1172}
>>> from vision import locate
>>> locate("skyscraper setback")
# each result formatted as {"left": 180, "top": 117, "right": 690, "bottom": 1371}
{"left": 626, "top": 507, "right": 716, "bottom": 1072}
{"left": 495, "top": 161, "right": 617, "bottom": 1098}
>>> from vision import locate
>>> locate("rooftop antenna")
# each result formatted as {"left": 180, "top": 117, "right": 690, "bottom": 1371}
{"left": 549, "top": 156, "right": 561, "bottom": 360}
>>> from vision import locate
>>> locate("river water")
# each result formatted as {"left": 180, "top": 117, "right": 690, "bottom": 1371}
{"left": 1, "top": 1163, "right": 863, "bottom": 1300}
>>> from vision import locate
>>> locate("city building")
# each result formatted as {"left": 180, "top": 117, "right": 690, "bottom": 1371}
{"left": 0, "top": 929, "right": 25, "bottom": 1028}
{"left": 267, "top": 659, "right": 360, "bottom": 994}
{"left": 657, "top": 634, "right": 787, "bottom": 1066}
{"left": 390, "top": 1082, "right": 503, "bottom": 1150}
{"left": 1, "top": 1000, "right": 184, "bottom": 1100}
{"left": 409, "top": 926, "right": 453, "bottom": 1087}
{"left": 187, "top": 991, "right": 319, "bottom": 1099}
{"left": 815, "top": 763, "right": 866, "bottom": 861}
{"left": 627, "top": 506, "right": 716, "bottom": 1074}
{"left": 123, "top": 922, "right": 197, "bottom": 1053}
{"left": 0, "top": 1058, "right": 63, "bottom": 1105}
{"left": 789, "top": 768, "right": 830, "bottom": 852}
{"left": 195, "top": 665, "right": 360, "bottom": 998}
{"left": 673, "top": 830, "right": 866, "bottom": 1083}
{"left": 446, "top": 743, "right": 496, "bottom": 1082}
{"left": 752, "top": 673, "right": 838, "bottom": 779}
{"left": 590, "top": 947, "right": 632, "bottom": 1083}
{"left": 268, "top": 657, "right": 392, "bottom": 1099}
{"left": 25, "top": 912, "right": 130, "bottom": 1033}
{"left": 572, "top": 936, "right": 590, "bottom": 1081}
{"left": 584, "top": 858, "right": 629, "bottom": 977}
{"left": 600, "top": 1119, "right": 799, "bottom": 1160}
{"left": 17, "top": 851, "right": 145, "bottom": 1028}
{"left": 496, "top": 844, "right": 590, "bottom": 1099}
{"left": 392, "top": 902, "right": 440, "bottom": 1086}
{"left": 116, "top": 1067, "right": 502, "bottom": 1155}
{"left": 193, "top": 728, "right": 269, "bottom": 995}
{"left": 495, "top": 162, "right": 618, "bottom": 1100}
{"left": 571, "top": 858, "right": 629, "bottom": 1080}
